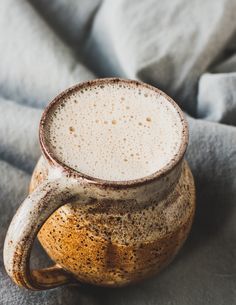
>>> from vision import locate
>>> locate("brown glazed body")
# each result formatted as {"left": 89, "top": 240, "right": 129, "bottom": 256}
{"left": 30, "top": 156, "right": 195, "bottom": 287}
{"left": 4, "top": 78, "right": 195, "bottom": 290}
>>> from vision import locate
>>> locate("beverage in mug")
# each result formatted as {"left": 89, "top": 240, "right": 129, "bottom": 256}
{"left": 45, "top": 81, "right": 183, "bottom": 180}
{"left": 4, "top": 78, "right": 195, "bottom": 290}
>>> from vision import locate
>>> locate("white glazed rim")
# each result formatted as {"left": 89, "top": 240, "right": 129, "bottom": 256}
{"left": 39, "top": 78, "right": 188, "bottom": 188}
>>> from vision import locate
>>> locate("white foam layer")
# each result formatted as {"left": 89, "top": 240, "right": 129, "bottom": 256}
{"left": 44, "top": 82, "right": 184, "bottom": 181}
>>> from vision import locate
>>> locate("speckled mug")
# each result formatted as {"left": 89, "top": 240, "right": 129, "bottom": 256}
{"left": 4, "top": 78, "right": 195, "bottom": 291}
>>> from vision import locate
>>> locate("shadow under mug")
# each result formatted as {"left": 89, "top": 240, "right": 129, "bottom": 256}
{"left": 3, "top": 78, "right": 195, "bottom": 290}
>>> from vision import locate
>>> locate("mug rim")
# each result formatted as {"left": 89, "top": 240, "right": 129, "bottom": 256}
{"left": 39, "top": 78, "right": 188, "bottom": 188}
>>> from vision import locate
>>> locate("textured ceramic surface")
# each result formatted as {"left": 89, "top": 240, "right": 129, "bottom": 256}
{"left": 3, "top": 78, "right": 195, "bottom": 291}
{"left": 30, "top": 155, "right": 195, "bottom": 287}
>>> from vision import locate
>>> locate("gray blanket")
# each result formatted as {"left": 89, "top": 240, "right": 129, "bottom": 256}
{"left": 1, "top": 0, "right": 236, "bottom": 304}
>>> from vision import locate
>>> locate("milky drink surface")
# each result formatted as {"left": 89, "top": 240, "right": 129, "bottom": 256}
{"left": 44, "top": 82, "right": 184, "bottom": 181}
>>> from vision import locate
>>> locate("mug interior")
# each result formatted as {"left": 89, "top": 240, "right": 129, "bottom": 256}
{"left": 39, "top": 78, "right": 188, "bottom": 186}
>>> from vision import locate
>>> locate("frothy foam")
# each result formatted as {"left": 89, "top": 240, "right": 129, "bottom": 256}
{"left": 44, "top": 81, "right": 184, "bottom": 181}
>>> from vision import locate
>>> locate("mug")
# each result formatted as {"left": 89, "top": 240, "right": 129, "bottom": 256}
{"left": 4, "top": 78, "right": 195, "bottom": 290}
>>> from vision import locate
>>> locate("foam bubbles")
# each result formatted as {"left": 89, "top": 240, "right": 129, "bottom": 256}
{"left": 44, "top": 82, "right": 184, "bottom": 181}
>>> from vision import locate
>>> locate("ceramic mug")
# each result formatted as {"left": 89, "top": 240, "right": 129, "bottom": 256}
{"left": 3, "top": 78, "right": 195, "bottom": 290}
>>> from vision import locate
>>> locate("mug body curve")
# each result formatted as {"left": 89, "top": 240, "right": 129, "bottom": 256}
{"left": 30, "top": 155, "right": 195, "bottom": 287}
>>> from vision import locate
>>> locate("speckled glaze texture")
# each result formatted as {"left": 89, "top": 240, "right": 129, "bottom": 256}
{"left": 3, "top": 78, "right": 195, "bottom": 290}
{"left": 31, "top": 156, "right": 195, "bottom": 287}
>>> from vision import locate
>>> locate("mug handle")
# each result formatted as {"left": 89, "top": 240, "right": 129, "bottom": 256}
{"left": 3, "top": 176, "right": 89, "bottom": 290}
